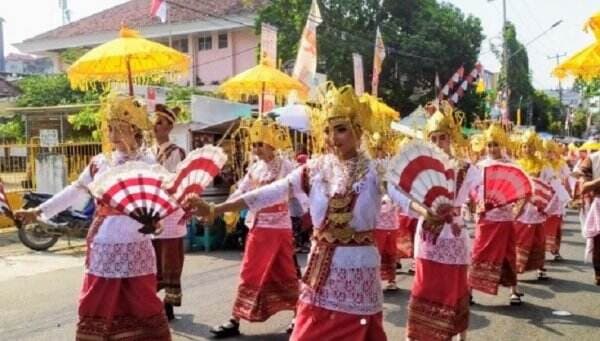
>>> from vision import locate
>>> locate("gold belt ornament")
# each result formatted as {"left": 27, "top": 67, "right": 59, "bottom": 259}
{"left": 314, "top": 228, "right": 374, "bottom": 245}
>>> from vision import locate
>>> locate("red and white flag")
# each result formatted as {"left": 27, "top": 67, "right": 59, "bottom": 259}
{"left": 292, "top": 0, "right": 322, "bottom": 88}
{"left": 150, "top": 0, "right": 167, "bottom": 23}
{"left": 371, "top": 27, "right": 386, "bottom": 97}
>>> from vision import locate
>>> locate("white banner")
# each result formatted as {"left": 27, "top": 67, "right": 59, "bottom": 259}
{"left": 292, "top": 0, "right": 322, "bottom": 89}
{"left": 261, "top": 23, "right": 278, "bottom": 66}
{"left": 353, "top": 53, "right": 365, "bottom": 96}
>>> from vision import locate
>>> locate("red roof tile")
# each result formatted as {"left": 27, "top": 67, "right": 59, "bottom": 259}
{"left": 25, "top": 0, "right": 268, "bottom": 42}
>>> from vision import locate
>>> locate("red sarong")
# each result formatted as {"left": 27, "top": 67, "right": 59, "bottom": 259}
{"left": 514, "top": 222, "right": 546, "bottom": 273}
{"left": 291, "top": 301, "right": 387, "bottom": 341}
{"left": 397, "top": 215, "right": 417, "bottom": 259}
{"left": 77, "top": 274, "right": 171, "bottom": 341}
{"left": 408, "top": 259, "right": 469, "bottom": 341}
{"left": 152, "top": 238, "right": 184, "bottom": 306}
{"left": 544, "top": 215, "right": 563, "bottom": 254}
{"left": 232, "top": 228, "right": 299, "bottom": 322}
{"left": 469, "top": 220, "right": 517, "bottom": 295}
{"left": 375, "top": 229, "right": 398, "bottom": 281}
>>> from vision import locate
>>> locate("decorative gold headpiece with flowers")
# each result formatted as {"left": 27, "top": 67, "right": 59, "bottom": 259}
{"left": 483, "top": 123, "right": 509, "bottom": 147}
{"left": 232, "top": 116, "right": 292, "bottom": 165}
{"left": 99, "top": 94, "right": 151, "bottom": 153}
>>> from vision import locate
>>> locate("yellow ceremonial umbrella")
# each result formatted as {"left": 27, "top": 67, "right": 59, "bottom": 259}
{"left": 219, "top": 59, "right": 308, "bottom": 113}
{"left": 553, "top": 12, "right": 600, "bottom": 80}
{"left": 67, "top": 27, "right": 189, "bottom": 95}
{"left": 579, "top": 140, "right": 600, "bottom": 151}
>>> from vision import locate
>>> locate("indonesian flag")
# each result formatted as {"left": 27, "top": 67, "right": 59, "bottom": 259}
{"left": 371, "top": 27, "right": 386, "bottom": 97}
{"left": 150, "top": 0, "right": 167, "bottom": 23}
{"left": 292, "top": 0, "right": 322, "bottom": 88}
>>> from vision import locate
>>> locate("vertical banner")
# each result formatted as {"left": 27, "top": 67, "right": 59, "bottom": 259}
{"left": 353, "top": 53, "right": 365, "bottom": 96}
{"left": 260, "top": 23, "right": 278, "bottom": 66}
{"left": 292, "top": 0, "right": 322, "bottom": 89}
{"left": 260, "top": 23, "right": 278, "bottom": 112}
{"left": 371, "top": 27, "right": 386, "bottom": 97}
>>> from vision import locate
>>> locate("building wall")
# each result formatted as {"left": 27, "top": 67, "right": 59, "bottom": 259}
{"left": 194, "top": 28, "right": 257, "bottom": 85}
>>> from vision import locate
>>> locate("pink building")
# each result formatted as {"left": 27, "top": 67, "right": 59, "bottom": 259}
{"left": 14, "top": 0, "right": 267, "bottom": 87}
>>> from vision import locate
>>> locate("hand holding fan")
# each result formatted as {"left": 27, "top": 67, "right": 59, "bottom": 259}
{"left": 89, "top": 162, "right": 179, "bottom": 234}
{"left": 387, "top": 140, "right": 456, "bottom": 238}
{"left": 483, "top": 163, "right": 532, "bottom": 210}
{"left": 164, "top": 145, "right": 228, "bottom": 204}
{"left": 530, "top": 178, "right": 555, "bottom": 213}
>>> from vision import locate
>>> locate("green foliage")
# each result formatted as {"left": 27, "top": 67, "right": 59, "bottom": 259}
{"left": 59, "top": 48, "right": 89, "bottom": 65}
{"left": 529, "top": 90, "right": 561, "bottom": 132}
{"left": 0, "top": 117, "right": 25, "bottom": 142}
{"left": 256, "top": 0, "right": 484, "bottom": 119}
{"left": 15, "top": 74, "right": 101, "bottom": 107}
{"left": 570, "top": 109, "right": 589, "bottom": 137}
{"left": 574, "top": 77, "right": 600, "bottom": 99}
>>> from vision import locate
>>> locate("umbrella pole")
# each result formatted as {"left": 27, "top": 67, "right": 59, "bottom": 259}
{"left": 127, "top": 57, "right": 134, "bottom": 96}
{"left": 260, "top": 81, "right": 265, "bottom": 116}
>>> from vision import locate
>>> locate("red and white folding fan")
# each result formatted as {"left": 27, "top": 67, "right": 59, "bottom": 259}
{"left": 164, "top": 145, "right": 227, "bottom": 204}
{"left": 89, "top": 162, "right": 179, "bottom": 234}
{"left": 483, "top": 163, "right": 532, "bottom": 209}
{"left": 387, "top": 140, "right": 456, "bottom": 216}
{"left": 530, "top": 178, "right": 555, "bottom": 213}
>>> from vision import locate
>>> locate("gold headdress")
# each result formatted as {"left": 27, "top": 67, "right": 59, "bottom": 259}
{"left": 483, "top": 123, "right": 508, "bottom": 147}
{"left": 233, "top": 116, "right": 292, "bottom": 165}
{"left": 99, "top": 94, "right": 151, "bottom": 153}
{"left": 424, "top": 101, "right": 468, "bottom": 158}
{"left": 310, "top": 83, "right": 371, "bottom": 154}
{"left": 470, "top": 133, "right": 485, "bottom": 153}
{"left": 519, "top": 129, "right": 542, "bottom": 150}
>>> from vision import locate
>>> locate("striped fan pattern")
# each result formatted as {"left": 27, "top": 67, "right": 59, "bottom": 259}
{"left": 164, "top": 145, "right": 228, "bottom": 204}
{"left": 387, "top": 140, "right": 456, "bottom": 214}
{"left": 89, "top": 162, "right": 179, "bottom": 234}
{"left": 531, "top": 178, "right": 555, "bottom": 212}
{"left": 484, "top": 164, "right": 532, "bottom": 209}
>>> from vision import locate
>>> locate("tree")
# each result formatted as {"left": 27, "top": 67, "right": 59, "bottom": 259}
{"left": 497, "top": 22, "right": 534, "bottom": 123}
{"left": 15, "top": 74, "right": 101, "bottom": 107}
{"left": 256, "top": 0, "right": 484, "bottom": 119}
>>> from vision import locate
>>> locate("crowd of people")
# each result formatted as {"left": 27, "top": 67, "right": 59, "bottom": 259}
{"left": 13, "top": 85, "right": 600, "bottom": 341}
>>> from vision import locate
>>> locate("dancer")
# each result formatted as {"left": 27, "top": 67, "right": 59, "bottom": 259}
{"left": 515, "top": 130, "right": 549, "bottom": 280}
{"left": 467, "top": 124, "right": 523, "bottom": 305}
{"left": 576, "top": 151, "right": 600, "bottom": 285}
{"left": 208, "top": 117, "right": 300, "bottom": 338}
{"left": 540, "top": 139, "right": 571, "bottom": 261}
{"left": 151, "top": 104, "right": 187, "bottom": 320}
{"left": 403, "top": 103, "right": 472, "bottom": 341}
{"left": 186, "top": 84, "right": 423, "bottom": 341}
{"left": 16, "top": 96, "right": 171, "bottom": 340}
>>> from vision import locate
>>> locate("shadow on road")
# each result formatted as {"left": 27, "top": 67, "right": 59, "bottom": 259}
{"left": 169, "top": 313, "right": 213, "bottom": 340}
{"left": 472, "top": 301, "right": 600, "bottom": 337}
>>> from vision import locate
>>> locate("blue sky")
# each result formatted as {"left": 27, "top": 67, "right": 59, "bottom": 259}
{"left": 1, "top": 0, "right": 598, "bottom": 89}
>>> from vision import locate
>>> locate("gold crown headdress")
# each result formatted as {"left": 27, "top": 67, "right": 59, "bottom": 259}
{"left": 483, "top": 123, "right": 508, "bottom": 147}
{"left": 310, "top": 83, "right": 371, "bottom": 154}
{"left": 470, "top": 133, "right": 485, "bottom": 153}
{"left": 233, "top": 116, "right": 292, "bottom": 165}
{"left": 519, "top": 129, "right": 542, "bottom": 150}
{"left": 99, "top": 94, "right": 151, "bottom": 153}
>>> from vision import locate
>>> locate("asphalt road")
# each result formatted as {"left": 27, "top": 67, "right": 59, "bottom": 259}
{"left": 1, "top": 211, "right": 599, "bottom": 340}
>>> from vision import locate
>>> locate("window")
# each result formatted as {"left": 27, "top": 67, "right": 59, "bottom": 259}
{"left": 198, "top": 34, "right": 212, "bottom": 51}
{"left": 172, "top": 38, "right": 188, "bottom": 53}
{"left": 218, "top": 33, "right": 228, "bottom": 49}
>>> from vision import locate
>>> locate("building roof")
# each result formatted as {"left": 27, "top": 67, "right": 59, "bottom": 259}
{"left": 0, "top": 78, "right": 21, "bottom": 98}
{"left": 26, "top": 0, "right": 266, "bottom": 42}
{"left": 16, "top": 0, "right": 267, "bottom": 54}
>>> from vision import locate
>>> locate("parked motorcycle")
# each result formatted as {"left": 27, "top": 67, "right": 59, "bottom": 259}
{"left": 16, "top": 192, "right": 95, "bottom": 251}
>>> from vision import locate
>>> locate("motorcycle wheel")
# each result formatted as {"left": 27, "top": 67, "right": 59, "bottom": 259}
{"left": 17, "top": 223, "right": 59, "bottom": 251}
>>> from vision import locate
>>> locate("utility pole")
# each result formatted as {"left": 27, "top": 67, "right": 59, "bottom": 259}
{"left": 548, "top": 52, "right": 567, "bottom": 133}
{"left": 502, "top": 0, "right": 509, "bottom": 111}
